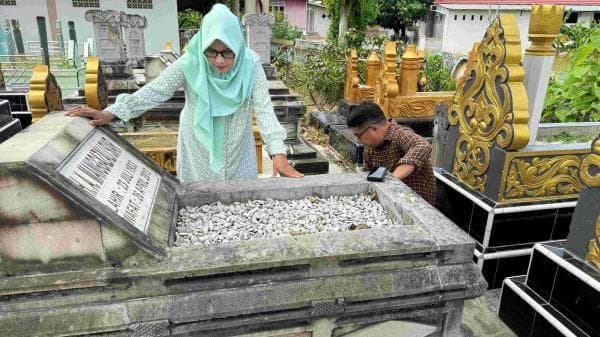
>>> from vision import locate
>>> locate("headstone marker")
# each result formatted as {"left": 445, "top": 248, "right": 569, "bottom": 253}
{"left": 85, "top": 10, "right": 126, "bottom": 64}
{"left": 84, "top": 56, "right": 108, "bottom": 110}
{"left": 10, "top": 19, "right": 24, "bottom": 55}
{"left": 67, "top": 40, "right": 75, "bottom": 59}
{"left": 28, "top": 65, "right": 63, "bottom": 122}
{"left": 36, "top": 17, "right": 50, "bottom": 66}
{"left": 56, "top": 20, "right": 66, "bottom": 58}
{"left": 3, "top": 20, "right": 16, "bottom": 57}
{"left": 121, "top": 13, "right": 147, "bottom": 68}
{"left": 242, "top": 13, "right": 275, "bottom": 64}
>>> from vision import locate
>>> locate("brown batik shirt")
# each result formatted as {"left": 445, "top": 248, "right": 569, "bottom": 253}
{"left": 363, "top": 123, "right": 437, "bottom": 205}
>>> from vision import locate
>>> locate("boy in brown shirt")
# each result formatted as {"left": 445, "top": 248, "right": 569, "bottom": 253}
{"left": 347, "top": 101, "right": 436, "bottom": 205}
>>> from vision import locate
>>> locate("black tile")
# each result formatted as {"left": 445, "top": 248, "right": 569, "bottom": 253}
{"left": 541, "top": 304, "right": 591, "bottom": 337}
{"left": 526, "top": 250, "right": 559, "bottom": 302}
{"left": 483, "top": 255, "right": 531, "bottom": 289}
{"left": 530, "top": 310, "right": 568, "bottom": 337}
{"left": 394, "top": 118, "right": 434, "bottom": 137}
{"left": 551, "top": 207, "right": 575, "bottom": 240}
{"left": 434, "top": 179, "right": 474, "bottom": 234}
{"left": 498, "top": 280, "right": 536, "bottom": 336}
{"left": 551, "top": 265, "right": 600, "bottom": 336}
{"left": 489, "top": 209, "right": 558, "bottom": 247}
{"left": 468, "top": 204, "right": 489, "bottom": 245}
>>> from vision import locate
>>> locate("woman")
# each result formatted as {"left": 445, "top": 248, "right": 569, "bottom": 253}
{"left": 66, "top": 4, "right": 303, "bottom": 183}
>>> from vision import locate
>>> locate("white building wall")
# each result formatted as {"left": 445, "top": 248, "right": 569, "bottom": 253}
{"left": 0, "top": 0, "right": 179, "bottom": 55}
{"left": 307, "top": 4, "right": 329, "bottom": 37}
{"left": 441, "top": 8, "right": 534, "bottom": 55}
{"left": 0, "top": 2, "right": 51, "bottom": 49}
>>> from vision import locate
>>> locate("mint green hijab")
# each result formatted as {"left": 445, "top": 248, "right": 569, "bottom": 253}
{"left": 180, "top": 4, "right": 259, "bottom": 173}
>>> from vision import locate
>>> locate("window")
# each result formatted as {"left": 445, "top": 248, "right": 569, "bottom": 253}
{"left": 471, "top": 15, "right": 474, "bottom": 20}
{"left": 462, "top": 15, "right": 466, "bottom": 20}
{"left": 454, "top": 14, "right": 457, "bottom": 20}
{"left": 0, "top": 0, "right": 17, "bottom": 5}
{"left": 480, "top": 15, "right": 483, "bottom": 21}
{"left": 127, "top": 0, "right": 152, "bottom": 9}
{"left": 72, "top": 0, "right": 99, "bottom": 7}
{"left": 594, "top": 13, "right": 600, "bottom": 23}
{"left": 565, "top": 12, "right": 578, "bottom": 24}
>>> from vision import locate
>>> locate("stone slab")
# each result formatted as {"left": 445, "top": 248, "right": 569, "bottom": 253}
{"left": 269, "top": 80, "right": 290, "bottom": 95}
{"left": 342, "top": 320, "right": 437, "bottom": 337}
{"left": 310, "top": 111, "right": 347, "bottom": 133}
{"left": 338, "top": 100, "right": 359, "bottom": 118}
{"left": 0, "top": 113, "right": 178, "bottom": 274}
{"left": 328, "top": 125, "right": 364, "bottom": 164}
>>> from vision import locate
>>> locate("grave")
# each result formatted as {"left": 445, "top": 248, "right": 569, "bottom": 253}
{"left": 434, "top": 6, "right": 591, "bottom": 289}
{"left": 0, "top": 112, "right": 485, "bottom": 336}
{"left": 0, "top": 99, "right": 21, "bottom": 143}
{"left": 312, "top": 43, "right": 453, "bottom": 165}
{"left": 498, "top": 134, "right": 600, "bottom": 336}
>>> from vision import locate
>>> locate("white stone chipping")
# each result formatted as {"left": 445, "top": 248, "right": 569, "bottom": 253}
{"left": 175, "top": 193, "right": 401, "bottom": 246}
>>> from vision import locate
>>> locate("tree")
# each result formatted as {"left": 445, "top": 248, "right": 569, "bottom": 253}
{"left": 376, "top": 0, "right": 432, "bottom": 40}
{"left": 325, "top": 0, "right": 378, "bottom": 46}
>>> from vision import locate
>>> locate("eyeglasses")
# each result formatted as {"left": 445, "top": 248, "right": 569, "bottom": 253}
{"left": 204, "top": 48, "right": 235, "bottom": 59}
{"left": 353, "top": 123, "right": 376, "bottom": 138}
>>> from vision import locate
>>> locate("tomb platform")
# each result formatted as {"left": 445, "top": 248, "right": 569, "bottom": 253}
{"left": 0, "top": 100, "right": 21, "bottom": 143}
{"left": 0, "top": 113, "right": 485, "bottom": 337}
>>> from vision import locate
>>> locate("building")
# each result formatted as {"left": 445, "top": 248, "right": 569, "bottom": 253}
{"left": 0, "top": 0, "right": 180, "bottom": 55}
{"left": 270, "top": 0, "right": 330, "bottom": 37}
{"left": 421, "top": 0, "right": 600, "bottom": 54}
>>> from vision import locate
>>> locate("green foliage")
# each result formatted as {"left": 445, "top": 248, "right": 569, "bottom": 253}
{"left": 271, "top": 9, "right": 302, "bottom": 41}
{"left": 325, "top": 0, "right": 379, "bottom": 47}
{"left": 544, "top": 131, "right": 594, "bottom": 144}
{"left": 274, "top": 43, "right": 346, "bottom": 111}
{"left": 555, "top": 22, "right": 599, "bottom": 54}
{"left": 376, "top": 0, "right": 432, "bottom": 39}
{"left": 418, "top": 55, "right": 456, "bottom": 92}
{"left": 543, "top": 26, "right": 600, "bottom": 122}
{"left": 178, "top": 8, "right": 202, "bottom": 29}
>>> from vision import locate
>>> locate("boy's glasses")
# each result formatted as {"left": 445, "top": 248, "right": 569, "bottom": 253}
{"left": 204, "top": 48, "right": 235, "bottom": 59}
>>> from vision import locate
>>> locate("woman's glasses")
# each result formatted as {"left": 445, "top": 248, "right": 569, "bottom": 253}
{"left": 204, "top": 48, "right": 235, "bottom": 59}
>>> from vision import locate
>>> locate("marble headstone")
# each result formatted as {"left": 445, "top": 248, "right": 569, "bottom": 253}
{"left": 242, "top": 13, "right": 275, "bottom": 64}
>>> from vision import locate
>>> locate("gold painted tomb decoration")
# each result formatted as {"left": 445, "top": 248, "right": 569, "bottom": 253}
{"left": 582, "top": 136, "right": 600, "bottom": 269}
{"left": 526, "top": 5, "right": 564, "bottom": 57}
{"left": 84, "top": 56, "right": 108, "bottom": 110}
{"left": 343, "top": 49, "right": 379, "bottom": 102}
{"left": 28, "top": 65, "right": 63, "bottom": 123}
{"left": 448, "top": 15, "right": 530, "bottom": 193}
{"left": 442, "top": 12, "right": 591, "bottom": 204}
{"left": 374, "top": 41, "right": 453, "bottom": 119}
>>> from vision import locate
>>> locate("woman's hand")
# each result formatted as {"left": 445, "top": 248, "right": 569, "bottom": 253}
{"left": 64, "top": 106, "right": 114, "bottom": 126}
{"left": 272, "top": 154, "right": 304, "bottom": 178}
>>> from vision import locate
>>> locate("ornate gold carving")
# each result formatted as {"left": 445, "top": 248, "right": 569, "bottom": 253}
{"left": 526, "top": 5, "right": 564, "bottom": 56}
{"left": 142, "top": 147, "right": 177, "bottom": 173}
{"left": 84, "top": 56, "right": 108, "bottom": 110}
{"left": 449, "top": 15, "right": 530, "bottom": 192}
{"left": 502, "top": 156, "right": 581, "bottom": 202}
{"left": 586, "top": 214, "right": 600, "bottom": 270}
{"left": 388, "top": 94, "right": 453, "bottom": 118}
{"left": 498, "top": 149, "right": 588, "bottom": 203}
{"left": 399, "top": 44, "right": 422, "bottom": 96}
{"left": 580, "top": 137, "right": 600, "bottom": 188}
{"left": 28, "top": 65, "right": 64, "bottom": 123}
{"left": 365, "top": 51, "right": 380, "bottom": 88}
{"left": 343, "top": 49, "right": 359, "bottom": 102}
{"left": 374, "top": 41, "right": 398, "bottom": 118}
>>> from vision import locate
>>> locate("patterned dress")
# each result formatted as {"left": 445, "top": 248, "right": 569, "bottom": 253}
{"left": 106, "top": 59, "right": 288, "bottom": 184}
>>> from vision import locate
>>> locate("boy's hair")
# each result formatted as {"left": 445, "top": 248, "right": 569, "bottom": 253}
{"left": 346, "top": 101, "right": 386, "bottom": 129}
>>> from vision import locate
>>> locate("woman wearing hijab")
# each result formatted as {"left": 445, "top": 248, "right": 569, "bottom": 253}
{"left": 66, "top": 4, "right": 303, "bottom": 183}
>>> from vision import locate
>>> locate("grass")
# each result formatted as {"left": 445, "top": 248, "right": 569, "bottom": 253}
{"left": 543, "top": 131, "right": 594, "bottom": 144}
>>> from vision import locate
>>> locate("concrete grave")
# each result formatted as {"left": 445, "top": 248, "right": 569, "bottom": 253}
{"left": 0, "top": 113, "right": 485, "bottom": 336}
{"left": 0, "top": 99, "right": 21, "bottom": 143}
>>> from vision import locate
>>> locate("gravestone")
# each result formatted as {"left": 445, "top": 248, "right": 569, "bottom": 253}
{"left": 121, "top": 13, "right": 147, "bottom": 68}
{"left": 0, "top": 112, "right": 485, "bottom": 336}
{"left": 3, "top": 19, "right": 16, "bottom": 56}
{"left": 85, "top": 10, "right": 129, "bottom": 75}
{"left": 242, "top": 13, "right": 275, "bottom": 64}
{"left": 499, "top": 135, "right": 600, "bottom": 336}
{"left": 10, "top": 19, "right": 24, "bottom": 55}
{"left": 0, "top": 99, "right": 21, "bottom": 143}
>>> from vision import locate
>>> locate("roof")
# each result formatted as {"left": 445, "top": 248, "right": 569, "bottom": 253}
{"left": 434, "top": 0, "right": 600, "bottom": 5}
{"left": 435, "top": 3, "right": 600, "bottom": 10}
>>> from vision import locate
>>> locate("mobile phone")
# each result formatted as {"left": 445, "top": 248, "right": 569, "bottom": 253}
{"left": 367, "top": 166, "right": 387, "bottom": 182}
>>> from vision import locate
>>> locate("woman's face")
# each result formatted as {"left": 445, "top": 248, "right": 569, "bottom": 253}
{"left": 204, "top": 40, "right": 236, "bottom": 74}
